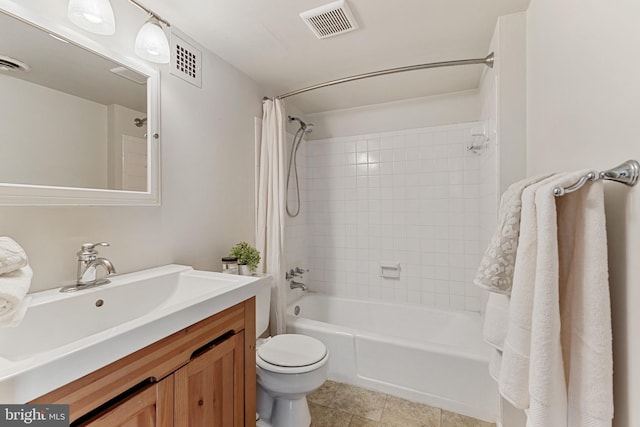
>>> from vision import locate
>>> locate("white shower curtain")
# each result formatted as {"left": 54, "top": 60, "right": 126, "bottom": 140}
{"left": 256, "top": 98, "right": 287, "bottom": 334}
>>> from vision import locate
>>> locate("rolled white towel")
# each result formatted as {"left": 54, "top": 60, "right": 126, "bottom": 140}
{"left": 0, "top": 266, "right": 33, "bottom": 327}
{"left": 0, "top": 237, "right": 28, "bottom": 275}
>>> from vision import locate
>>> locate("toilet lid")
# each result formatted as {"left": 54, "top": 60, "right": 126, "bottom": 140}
{"left": 257, "top": 334, "right": 327, "bottom": 367}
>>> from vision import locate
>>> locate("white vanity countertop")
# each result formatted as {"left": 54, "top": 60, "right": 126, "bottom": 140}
{"left": 0, "top": 264, "right": 266, "bottom": 403}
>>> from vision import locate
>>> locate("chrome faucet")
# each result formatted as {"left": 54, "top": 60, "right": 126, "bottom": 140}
{"left": 60, "top": 242, "right": 116, "bottom": 292}
{"left": 290, "top": 280, "right": 308, "bottom": 291}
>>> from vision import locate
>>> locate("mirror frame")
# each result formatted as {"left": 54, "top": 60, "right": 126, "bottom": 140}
{"left": 0, "top": 4, "right": 161, "bottom": 206}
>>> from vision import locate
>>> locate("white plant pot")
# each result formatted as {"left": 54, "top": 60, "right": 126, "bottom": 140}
{"left": 238, "top": 265, "right": 253, "bottom": 276}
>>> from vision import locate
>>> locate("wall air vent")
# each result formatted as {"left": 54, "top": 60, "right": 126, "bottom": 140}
{"left": 300, "top": 0, "right": 359, "bottom": 39}
{"left": 170, "top": 32, "right": 202, "bottom": 88}
{"left": 0, "top": 55, "right": 30, "bottom": 73}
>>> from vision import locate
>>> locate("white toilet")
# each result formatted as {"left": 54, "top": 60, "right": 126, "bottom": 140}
{"left": 255, "top": 280, "right": 329, "bottom": 427}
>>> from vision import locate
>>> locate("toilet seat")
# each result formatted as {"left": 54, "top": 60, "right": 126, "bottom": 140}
{"left": 257, "top": 334, "right": 328, "bottom": 374}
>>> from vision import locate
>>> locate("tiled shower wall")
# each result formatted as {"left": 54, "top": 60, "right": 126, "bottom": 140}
{"left": 304, "top": 122, "right": 495, "bottom": 312}
{"left": 284, "top": 131, "right": 311, "bottom": 305}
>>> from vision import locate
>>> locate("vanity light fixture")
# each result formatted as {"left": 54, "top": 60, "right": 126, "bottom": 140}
{"left": 67, "top": 0, "right": 116, "bottom": 35}
{"left": 134, "top": 16, "right": 170, "bottom": 63}
{"left": 67, "top": 0, "right": 171, "bottom": 64}
{"left": 129, "top": 0, "right": 171, "bottom": 64}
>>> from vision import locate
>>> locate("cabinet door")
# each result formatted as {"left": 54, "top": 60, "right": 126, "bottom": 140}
{"left": 77, "top": 376, "right": 173, "bottom": 427}
{"left": 174, "top": 332, "right": 245, "bottom": 427}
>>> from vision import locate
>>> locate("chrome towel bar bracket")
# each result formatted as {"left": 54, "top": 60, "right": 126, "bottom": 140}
{"left": 553, "top": 160, "right": 640, "bottom": 197}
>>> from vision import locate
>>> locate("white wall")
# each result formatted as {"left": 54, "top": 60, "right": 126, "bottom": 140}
{"left": 526, "top": 1, "right": 640, "bottom": 426}
{"left": 0, "top": 74, "right": 108, "bottom": 189}
{"left": 0, "top": 2, "right": 262, "bottom": 292}
{"left": 494, "top": 13, "right": 527, "bottom": 195}
{"left": 479, "top": 13, "right": 528, "bottom": 426}
{"left": 307, "top": 90, "right": 479, "bottom": 140}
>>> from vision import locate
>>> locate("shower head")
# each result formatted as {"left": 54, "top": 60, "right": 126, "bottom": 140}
{"left": 134, "top": 117, "right": 147, "bottom": 127}
{"left": 288, "top": 115, "right": 313, "bottom": 133}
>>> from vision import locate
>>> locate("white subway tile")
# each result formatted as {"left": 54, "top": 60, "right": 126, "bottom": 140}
{"left": 450, "top": 295, "right": 466, "bottom": 310}
{"left": 435, "top": 293, "right": 450, "bottom": 309}
{"left": 299, "top": 123, "right": 494, "bottom": 312}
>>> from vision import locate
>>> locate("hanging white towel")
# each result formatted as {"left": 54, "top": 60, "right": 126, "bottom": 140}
{"left": 479, "top": 175, "right": 554, "bottom": 389}
{"left": 525, "top": 174, "right": 573, "bottom": 427}
{"left": 489, "top": 348, "right": 502, "bottom": 383}
{"left": 474, "top": 174, "right": 553, "bottom": 294}
{"left": 531, "top": 174, "right": 613, "bottom": 427}
{"left": 498, "top": 173, "right": 564, "bottom": 409}
{"left": 499, "top": 171, "right": 613, "bottom": 427}
{"left": 0, "top": 237, "right": 28, "bottom": 275}
{"left": 483, "top": 293, "right": 510, "bottom": 351}
{"left": 0, "top": 265, "right": 33, "bottom": 327}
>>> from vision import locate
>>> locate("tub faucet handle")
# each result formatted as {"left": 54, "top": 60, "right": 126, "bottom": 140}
{"left": 294, "top": 267, "right": 309, "bottom": 275}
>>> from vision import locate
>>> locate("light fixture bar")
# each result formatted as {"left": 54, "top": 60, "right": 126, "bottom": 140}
{"left": 127, "top": 0, "right": 170, "bottom": 27}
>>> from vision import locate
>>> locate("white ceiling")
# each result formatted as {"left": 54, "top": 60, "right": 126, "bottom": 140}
{"left": 147, "top": 0, "right": 531, "bottom": 113}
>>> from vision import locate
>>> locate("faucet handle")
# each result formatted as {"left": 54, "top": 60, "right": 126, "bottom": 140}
{"left": 82, "top": 242, "right": 110, "bottom": 250}
{"left": 78, "top": 242, "right": 110, "bottom": 258}
{"left": 286, "top": 269, "right": 295, "bottom": 280}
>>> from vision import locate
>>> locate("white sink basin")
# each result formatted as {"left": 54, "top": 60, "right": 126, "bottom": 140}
{"left": 0, "top": 264, "right": 266, "bottom": 403}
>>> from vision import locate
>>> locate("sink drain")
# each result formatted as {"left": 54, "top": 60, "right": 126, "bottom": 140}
{"left": 95, "top": 299, "right": 104, "bottom": 307}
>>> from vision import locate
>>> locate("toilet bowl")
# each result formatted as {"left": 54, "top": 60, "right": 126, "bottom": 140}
{"left": 255, "top": 279, "right": 328, "bottom": 427}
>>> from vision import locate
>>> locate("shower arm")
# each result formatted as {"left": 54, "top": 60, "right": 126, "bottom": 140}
{"left": 274, "top": 53, "right": 494, "bottom": 99}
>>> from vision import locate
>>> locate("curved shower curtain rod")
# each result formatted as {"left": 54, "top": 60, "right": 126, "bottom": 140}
{"left": 269, "top": 52, "right": 494, "bottom": 100}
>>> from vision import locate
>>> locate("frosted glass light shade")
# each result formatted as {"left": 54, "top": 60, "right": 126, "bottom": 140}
{"left": 134, "top": 18, "right": 170, "bottom": 64}
{"left": 67, "top": 0, "right": 115, "bottom": 35}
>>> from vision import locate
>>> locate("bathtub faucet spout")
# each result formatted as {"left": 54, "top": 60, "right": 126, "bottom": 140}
{"left": 290, "top": 280, "right": 308, "bottom": 291}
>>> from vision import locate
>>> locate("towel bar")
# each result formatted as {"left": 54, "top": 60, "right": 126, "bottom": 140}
{"left": 553, "top": 160, "right": 640, "bottom": 197}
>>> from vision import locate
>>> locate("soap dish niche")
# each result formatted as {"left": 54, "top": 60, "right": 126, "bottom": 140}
{"left": 466, "top": 122, "right": 490, "bottom": 154}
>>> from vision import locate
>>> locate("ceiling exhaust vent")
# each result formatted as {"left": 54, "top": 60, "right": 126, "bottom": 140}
{"left": 0, "top": 55, "right": 30, "bottom": 73}
{"left": 300, "top": 0, "right": 359, "bottom": 39}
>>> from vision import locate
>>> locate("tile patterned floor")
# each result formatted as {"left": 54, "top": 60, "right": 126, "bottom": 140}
{"left": 308, "top": 381, "right": 496, "bottom": 427}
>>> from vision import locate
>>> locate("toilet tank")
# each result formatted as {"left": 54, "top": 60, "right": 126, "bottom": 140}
{"left": 256, "top": 276, "right": 271, "bottom": 337}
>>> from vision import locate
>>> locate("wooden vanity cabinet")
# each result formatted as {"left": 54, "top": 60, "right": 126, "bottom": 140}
{"left": 174, "top": 332, "right": 245, "bottom": 427}
{"left": 77, "top": 376, "right": 174, "bottom": 427}
{"left": 30, "top": 298, "right": 257, "bottom": 427}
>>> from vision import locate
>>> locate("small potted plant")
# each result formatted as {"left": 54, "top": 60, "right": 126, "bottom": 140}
{"left": 229, "top": 242, "right": 261, "bottom": 275}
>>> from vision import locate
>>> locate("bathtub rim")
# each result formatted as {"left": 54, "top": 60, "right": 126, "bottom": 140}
{"left": 286, "top": 293, "right": 491, "bottom": 363}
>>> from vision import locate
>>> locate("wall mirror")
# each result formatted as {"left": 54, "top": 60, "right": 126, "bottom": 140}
{"left": 0, "top": 7, "right": 160, "bottom": 206}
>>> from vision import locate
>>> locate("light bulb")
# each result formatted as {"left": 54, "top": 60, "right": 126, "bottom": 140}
{"left": 82, "top": 13, "right": 103, "bottom": 24}
{"left": 67, "top": 0, "right": 115, "bottom": 35}
{"left": 134, "top": 18, "right": 170, "bottom": 64}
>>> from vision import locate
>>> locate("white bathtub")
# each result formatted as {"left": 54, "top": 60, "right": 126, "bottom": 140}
{"left": 286, "top": 294, "right": 498, "bottom": 422}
